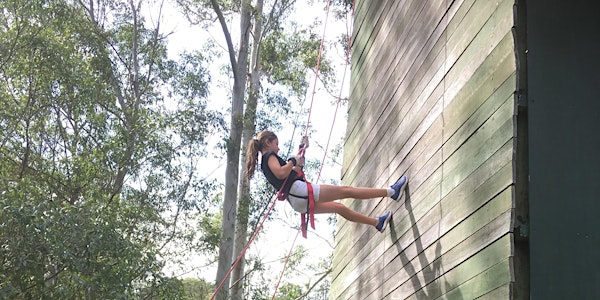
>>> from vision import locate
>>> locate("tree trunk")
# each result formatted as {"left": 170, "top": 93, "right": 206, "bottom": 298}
{"left": 231, "top": 0, "right": 263, "bottom": 300}
{"left": 230, "top": 1, "right": 264, "bottom": 297}
{"left": 214, "top": 0, "right": 252, "bottom": 298}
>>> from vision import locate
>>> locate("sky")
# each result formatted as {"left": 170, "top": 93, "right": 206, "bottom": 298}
{"left": 146, "top": 0, "right": 353, "bottom": 292}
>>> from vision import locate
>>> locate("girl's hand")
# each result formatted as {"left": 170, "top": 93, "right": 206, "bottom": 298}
{"left": 297, "top": 156, "right": 305, "bottom": 167}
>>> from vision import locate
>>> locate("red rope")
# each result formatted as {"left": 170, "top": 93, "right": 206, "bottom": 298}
{"left": 210, "top": 195, "right": 278, "bottom": 300}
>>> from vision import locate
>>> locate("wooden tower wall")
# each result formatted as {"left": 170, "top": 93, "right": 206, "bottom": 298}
{"left": 330, "top": 0, "right": 522, "bottom": 298}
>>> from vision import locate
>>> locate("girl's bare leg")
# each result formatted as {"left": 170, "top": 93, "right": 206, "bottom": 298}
{"left": 318, "top": 184, "right": 388, "bottom": 202}
{"left": 313, "top": 201, "right": 377, "bottom": 226}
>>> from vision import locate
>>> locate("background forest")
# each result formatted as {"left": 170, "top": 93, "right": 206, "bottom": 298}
{"left": 0, "top": 0, "right": 352, "bottom": 299}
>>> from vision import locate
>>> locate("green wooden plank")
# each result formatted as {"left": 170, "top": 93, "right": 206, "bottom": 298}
{"left": 441, "top": 104, "right": 513, "bottom": 196}
{"left": 333, "top": 0, "right": 518, "bottom": 297}
{"left": 337, "top": 100, "right": 447, "bottom": 254}
{"left": 346, "top": 0, "right": 515, "bottom": 183}
{"left": 349, "top": 0, "right": 438, "bottom": 111}
{"left": 382, "top": 68, "right": 515, "bottom": 205}
{"left": 375, "top": 164, "right": 513, "bottom": 298}
{"left": 444, "top": 0, "right": 508, "bottom": 73}
{"left": 349, "top": 0, "right": 393, "bottom": 90}
{"left": 350, "top": 0, "right": 410, "bottom": 92}
{"left": 349, "top": 0, "right": 459, "bottom": 121}
{"left": 439, "top": 258, "right": 512, "bottom": 299}
{"left": 346, "top": 0, "right": 450, "bottom": 167}
{"left": 405, "top": 37, "right": 515, "bottom": 188}
{"left": 348, "top": 0, "right": 451, "bottom": 138}
{"left": 443, "top": 73, "right": 516, "bottom": 153}
{"left": 333, "top": 114, "right": 446, "bottom": 272}
{"left": 402, "top": 234, "right": 512, "bottom": 300}
{"left": 334, "top": 95, "right": 514, "bottom": 279}
{"left": 438, "top": 159, "right": 513, "bottom": 240}
{"left": 475, "top": 284, "right": 511, "bottom": 299}
{"left": 443, "top": 0, "right": 514, "bottom": 105}
{"left": 333, "top": 153, "right": 513, "bottom": 299}
{"left": 401, "top": 73, "right": 515, "bottom": 205}
{"left": 335, "top": 78, "right": 512, "bottom": 298}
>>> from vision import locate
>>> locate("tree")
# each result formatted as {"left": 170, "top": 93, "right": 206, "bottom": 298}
{"left": 0, "top": 0, "right": 219, "bottom": 297}
{"left": 211, "top": 0, "right": 252, "bottom": 298}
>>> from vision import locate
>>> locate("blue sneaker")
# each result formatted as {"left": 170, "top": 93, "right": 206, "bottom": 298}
{"left": 390, "top": 175, "right": 408, "bottom": 201}
{"left": 375, "top": 211, "right": 392, "bottom": 232}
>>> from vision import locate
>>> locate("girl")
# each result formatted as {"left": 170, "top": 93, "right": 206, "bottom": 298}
{"left": 245, "top": 130, "right": 407, "bottom": 232}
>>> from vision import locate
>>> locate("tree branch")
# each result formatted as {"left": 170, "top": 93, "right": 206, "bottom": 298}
{"left": 210, "top": 0, "right": 238, "bottom": 79}
{"left": 294, "top": 268, "right": 331, "bottom": 300}
{"left": 142, "top": 0, "right": 165, "bottom": 97}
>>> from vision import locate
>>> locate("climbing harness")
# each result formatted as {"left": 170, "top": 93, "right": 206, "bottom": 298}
{"left": 276, "top": 136, "right": 315, "bottom": 238}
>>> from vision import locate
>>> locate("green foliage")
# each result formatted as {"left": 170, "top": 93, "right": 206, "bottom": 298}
{"left": 330, "top": 0, "right": 354, "bottom": 20}
{"left": 261, "top": 26, "right": 335, "bottom": 98}
{"left": 273, "top": 283, "right": 304, "bottom": 300}
{"left": 180, "top": 277, "right": 213, "bottom": 300}
{"left": 0, "top": 0, "right": 221, "bottom": 298}
{"left": 138, "top": 276, "right": 187, "bottom": 300}
{"left": 197, "top": 209, "right": 223, "bottom": 256}
{"left": 255, "top": 88, "right": 291, "bottom": 132}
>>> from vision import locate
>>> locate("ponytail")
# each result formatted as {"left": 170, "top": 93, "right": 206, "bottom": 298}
{"left": 245, "top": 130, "right": 278, "bottom": 180}
{"left": 245, "top": 138, "right": 261, "bottom": 180}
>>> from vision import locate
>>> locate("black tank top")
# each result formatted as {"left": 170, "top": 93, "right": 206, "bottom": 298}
{"left": 261, "top": 151, "right": 286, "bottom": 190}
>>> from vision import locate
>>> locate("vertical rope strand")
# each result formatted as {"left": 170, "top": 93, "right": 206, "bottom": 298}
{"left": 304, "top": 0, "right": 333, "bottom": 138}
{"left": 270, "top": 229, "right": 301, "bottom": 300}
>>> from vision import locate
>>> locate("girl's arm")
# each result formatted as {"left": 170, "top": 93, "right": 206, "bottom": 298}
{"left": 268, "top": 155, "right": 300, "bottom": 179}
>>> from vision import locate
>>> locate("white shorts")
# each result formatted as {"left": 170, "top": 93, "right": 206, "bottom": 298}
{"left": 288, "top": 180, "right": 320, "bottom": 213}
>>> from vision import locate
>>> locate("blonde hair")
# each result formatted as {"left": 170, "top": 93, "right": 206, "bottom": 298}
{"left": 245, "top": 130, "right": 278, "bottom": 180}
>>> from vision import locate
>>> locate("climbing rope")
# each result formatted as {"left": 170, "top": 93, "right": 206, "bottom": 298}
{"left": 210, "top": 194, "right": 278, "bottom": 300}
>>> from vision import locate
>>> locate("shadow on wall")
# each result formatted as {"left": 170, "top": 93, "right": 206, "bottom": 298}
{"left": 388, "top": 184, "right": 463, "bottom": 299}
